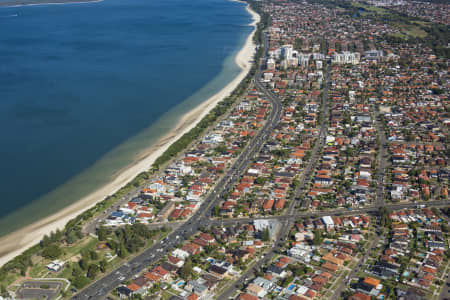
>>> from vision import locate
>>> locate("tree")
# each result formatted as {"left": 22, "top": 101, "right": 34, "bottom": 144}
{"left": 40, "top": 235, "right": 51, "bottom": 248}
{"left": 89, "top": 250, "right": 98, "bottom": 261}
{"left": 282, "top": 275, "right": 294, "bottom": 287}
{"left": 215, "top": 143, "right": 228, "bottom": 155}
{"left": 81, "top": 249, "right": 90, "bottom": 261}
{"left": 53, "top": 229, "right": 63, "bottom": 242}
{"left": 99, "top": 259, "right": 107, "bottom": 273}
{"left": 255, "top": 177, "right": 267, "bottom": 185}
{"left": 294, "top": 37, "right": 303, "bottom": 50}
{"left": 97, "top": 226, "right": 107, "bottom": 241}
{"left": 312, "top": 230, "right": 323, "bottom": 246}
{"left": 150, "top": 283, "right": 160, "bottom": 294}
{"left": 0, "top": 284, "right": 7, "bottom": 295}
{"left": 79, "top": 259, "right": 89, "bottom": 271}
{"left": 304, "top": 151, "right": 312, "bottom": 161}
{"left": 261, "top": 228, "right": 270, "bottom": 242}
{"left": 87, "top": 264, "right": 99, "bottom": 279}
{"left": 213, "top": 205, "right": 221, "bottom": 217}
{"left": 180, "top": 258, "right": 193, "bottom": 280}
{"left": 66, "top": 231, "right": 77, "bottom": 244}
{"left": 72, "top": 263, "right": 82, "bottom": 277}
{"left": 72, "top": 276, "right": 90, "bottom": 289}
{"left": 431, "top": 207, "right": 440, "bottom": 217}
{"left": 75, "top": 229, "right": 84, "bottom": 239}
{"left": 118, "top": 243, "right": 128, "bottom": 258}
{"left": 42, "top": 244, "right": 62, "bottom": 259}
{"left": 132, "top": 223, "right": 152, "bottom": 239}
{"left": 379, "top": 207, "right": 391, "bottom": 228}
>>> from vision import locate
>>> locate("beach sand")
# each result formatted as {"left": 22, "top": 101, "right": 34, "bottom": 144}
{"left": 0, "top": 3, "right": 260, "bottom": 267}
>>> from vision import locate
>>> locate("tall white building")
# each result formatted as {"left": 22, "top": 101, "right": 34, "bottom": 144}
{"left": 298, "top": 53, "right": 310, "bottom": 67}
{"left": 316, "top": 60, "right": 323, "bottom": 70}
{"left": 332, "top": 51, "right": 360, "bottom": 65}
{"left": 281, "top": 44, "right": 294, "bottom": 60}
{"left": 267, "top": 58, "right": 275, "bottom": 70}
{"left": 312, "top": 53, "right": 325, "bottom": 60}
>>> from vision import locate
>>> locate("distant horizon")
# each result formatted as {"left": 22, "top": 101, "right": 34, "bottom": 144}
{"left": 0, "top": 0, "right": 101, "bottom": 8}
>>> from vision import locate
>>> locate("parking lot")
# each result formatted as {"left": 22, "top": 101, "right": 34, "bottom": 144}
{"left": 16, "top": 281, "right": 62, "bottom": 300}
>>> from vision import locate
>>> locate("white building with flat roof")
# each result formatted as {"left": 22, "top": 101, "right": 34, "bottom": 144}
{"left": 267, "top": 58, "right": 275, "bottom": 70}
{"left": 172, "top": 248, "right": 189, "bottom": 259}
{"left": 322, "top": 216, "right": 334, "bottom": 231}
{"left": 332, "top": 51, "right": 360, "bottom": 65}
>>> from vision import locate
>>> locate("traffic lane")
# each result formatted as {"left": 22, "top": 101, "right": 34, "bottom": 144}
{"left": 73, "top": 41, "right": 283, "bottom": 300}
{"left": 73, "top": 234, "right": 178, "bottom": 299}
{"left": 209, "top": 199, "right": 450, "bottom": 226}
{"left": 218, "top": 222, "right": 291, "bottom": 300}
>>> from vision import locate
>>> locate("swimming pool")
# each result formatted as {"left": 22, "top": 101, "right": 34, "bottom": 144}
{"left": 288, "top": 284, "right": 296, "bottom": 291}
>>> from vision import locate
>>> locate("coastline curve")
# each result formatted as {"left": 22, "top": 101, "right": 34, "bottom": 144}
{"left": 0, "top": 1, "right": 260, "bottom": 267}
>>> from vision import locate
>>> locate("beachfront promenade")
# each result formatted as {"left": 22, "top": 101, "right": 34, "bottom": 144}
{"left": 4, "top": 0, "right": 449, "bottom": 298}
{"left": 70, "top": 30, "right": 450, "bottom": 300}
{"left": 70, "top": 29, "right": 285, "bottom": 300}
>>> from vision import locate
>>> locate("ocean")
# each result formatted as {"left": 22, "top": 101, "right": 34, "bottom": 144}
{"left": 0, "top": 0, "right": 252, "bottom": 236}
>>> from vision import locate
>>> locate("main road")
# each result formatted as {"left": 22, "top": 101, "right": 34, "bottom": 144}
{"left": 373, "top": 104, "right": 387, "bottom": 207}
{"left": 70, "top": 29, "right": 450, "bottom": 300}
{"left": 209, "top": 199, "right": 450, "bottom": 227}
{"left": 216, "top": 34, "right": 331, "bottom": 300}
{"left": 70, "top": 27, "right": 283, "bottom": 300}
{"left": 295, "top": 61, "right": 330, "bottom": 209}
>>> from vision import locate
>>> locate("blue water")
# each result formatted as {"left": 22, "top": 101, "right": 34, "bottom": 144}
{"left": 0, "top": 0, "right": 252, "bottom": 236}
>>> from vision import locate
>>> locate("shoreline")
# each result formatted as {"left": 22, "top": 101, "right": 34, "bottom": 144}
{"left": 0, "top": 2, "right": 260, "bottom": 268}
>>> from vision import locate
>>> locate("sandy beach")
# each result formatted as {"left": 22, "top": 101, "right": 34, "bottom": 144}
{"left": 0, "top": 3, "right": 260, "bottom": 267}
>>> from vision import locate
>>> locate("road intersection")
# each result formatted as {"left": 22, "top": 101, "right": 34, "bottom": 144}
{"left": 70, "top": 32, "right": 450, "bottom": 300}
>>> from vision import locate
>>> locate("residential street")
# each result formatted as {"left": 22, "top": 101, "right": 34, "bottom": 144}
{"left": 374, "top": 106, "right": 387, "bottom": 208}
{"left": 69, "top": 20, "right": 450, "bottom": 300}
{"left": 330, "top": 230, "right": 381, "bottom": 300}
{"left": 217, "top": 42, "right": 330, "bottom": 300}
{"left": 70, "top": 29, "right": 285, "bottom": 300}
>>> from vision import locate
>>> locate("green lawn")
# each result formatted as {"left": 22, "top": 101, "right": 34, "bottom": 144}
{"left": 352, "top": 2, "right": 429, "bottom": 39}
{"left": 403, "top": 26, "right": 428, "bottom": 38}
{"left": 63, "top": 236, "right": 98, "bottom": 258}
{"left": 351, "top": 2, "right": 389, "bottom": 15}
{"left": 161, "top": 291, "right": 174, "bottom": 300}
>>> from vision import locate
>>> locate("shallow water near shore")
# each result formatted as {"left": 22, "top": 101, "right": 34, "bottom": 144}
{"left": 0, "top": 0, "right": 251, "bottom": 236}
